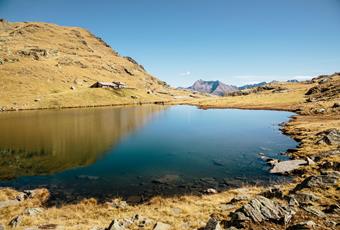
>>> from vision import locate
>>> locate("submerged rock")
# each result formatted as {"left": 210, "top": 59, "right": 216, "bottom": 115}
{"left": 270, "top": 159, "right": 307, "bottom": 174}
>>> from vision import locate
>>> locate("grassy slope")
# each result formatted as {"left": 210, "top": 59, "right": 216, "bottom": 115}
{"left": 0, "top": 20, "right": 198, "bottom": 111}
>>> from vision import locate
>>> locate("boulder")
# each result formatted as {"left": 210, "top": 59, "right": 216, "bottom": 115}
{"left": 316, "top": 129, "right": 340, "bottom": 145}
{"left": 205, "top": 188, "right": 218, "bottom": 194}
{"left": 293, "top": 171, "right": 339, "bottom": 191}
{"left": 288, "top": 192, "right": 319, "bottom": 206}
{"left": 0, "top": 199, "right": 19, "bottom": 209}
{"left": 270, "top": 160, "right": 307, "bottom": 174}
{"left": 153, "top": 222, "right": 171, "bottom": 230}
{"left": 202, "top": 217, "right": 223, "bottom": 230}
{"left": 302, "top": 206, "right": 326, "bottom": 218}
{"left": 228, "top": 196, "right": 294, "bottom": 227}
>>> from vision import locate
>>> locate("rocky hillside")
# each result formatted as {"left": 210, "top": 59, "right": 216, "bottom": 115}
{"left": 187, "top": 80, "right": 238, "bottom": 96}
{"left": 0, "top": 19, "right": 193, "bottom": 111}
{"left": 238, "top": 81, "right": 267, "bottom": 90}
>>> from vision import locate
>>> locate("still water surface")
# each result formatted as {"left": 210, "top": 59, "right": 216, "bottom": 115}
{"left": 0, "top": 105, "right": 296, "bottom": 200}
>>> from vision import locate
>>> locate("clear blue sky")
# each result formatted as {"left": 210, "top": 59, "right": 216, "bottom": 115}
{"left": 1, "top": 0, "right": 340, "bottom": 86}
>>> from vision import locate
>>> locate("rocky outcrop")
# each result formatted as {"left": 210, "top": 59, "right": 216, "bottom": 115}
{"left": 293, "top": 171, "right": 339, "bottom": 191}
{"left": 227, "top": 196, "right": 294, "bottom": 228}
{"left": 316, "top": 128, "right": 340, "bottom": 145}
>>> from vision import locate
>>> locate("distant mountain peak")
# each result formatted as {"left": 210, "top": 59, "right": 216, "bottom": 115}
{"left": 188, "top": 80, "right": 239, "bottom": 96}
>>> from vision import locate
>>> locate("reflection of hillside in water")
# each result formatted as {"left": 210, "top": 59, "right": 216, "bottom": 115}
{"left": 0, "top": 105, "right": 167, "bottom": 179}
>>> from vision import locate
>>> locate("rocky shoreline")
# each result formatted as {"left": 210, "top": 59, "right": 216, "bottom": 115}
{"left": 0, "top": 74, "right": 339, "bottom": 229}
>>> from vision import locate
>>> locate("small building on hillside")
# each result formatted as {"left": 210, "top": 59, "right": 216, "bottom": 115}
{"left": 90, "top": 81, "right": 127, "bottom": 89}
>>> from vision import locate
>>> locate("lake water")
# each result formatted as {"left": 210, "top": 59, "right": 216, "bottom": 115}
{"left": 0, "top": 105, "right": 297, "bottom": 202}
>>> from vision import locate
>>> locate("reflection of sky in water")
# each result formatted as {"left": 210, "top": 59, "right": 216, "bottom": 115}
{"left": 0, "top": 106, "right": 297, "bottom": 198}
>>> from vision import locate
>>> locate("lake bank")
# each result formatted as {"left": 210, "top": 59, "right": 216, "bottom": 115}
{"left": 0, "top": 75, "right": 339, "bottom": 229}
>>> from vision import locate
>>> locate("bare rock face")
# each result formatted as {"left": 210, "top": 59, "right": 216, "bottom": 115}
{"left": 228, "top": 196, "right": 294, "bottom": 228}
{"left": 270, "top": 159, "right": 307, "bottom": 174}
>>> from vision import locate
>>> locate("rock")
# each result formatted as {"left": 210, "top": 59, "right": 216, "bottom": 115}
{"left": 324, "top": 203, "right": 340, "bottom": 214}
{"left": 305, "top": 157, "right": 315, "bottom": 165}
{"left": 24, "top": 207, "right": 43, "bottom": 216}
{"left": 288, "top": 192, "right": 319, "bottom": 205}
{"left": 313, "top": 150, "right": 340, "bottom": 161}
{"left": 205, "top": 188, "right": 218, "bottom": 194}
{"left": 0, "top": 199, "right": 19, "bottom": 209}
{"left": 228, "top": 196, "right": 294, "bottom": 227}
{"left": 131, "top": 96, "right": 138, "bottom": 99}
{"left": 202, "top": 217, "right": 223, "bottom": 230}
{"left": 316, "top": 129, "right": 340, "bottom": 145}
{"left": 9, "top": 215, "right": 22, "bottom": 228}
{"left": 70, "top": 86, "right": 76, "bottom": 90}
{"left": 229, "top": 195, "right": 249, "bottom": 203}
{"left": 315, "top": 108, "right": 325, "bottom": 114}
{"left": 126, "top": 195, "right": 142, "bottom": 204}
{"left": 270, "top": 159, "right": 307, "bottom": 174}
{"left": 287, "top": 220, "right": 316, "bottom": 230}
{"left": 332, "top": 102, "right": 340, "bottom": 108}
{"left": 23, "top": 189, "right": 37, "bottom": 198}
{"left": 131, "top": 214, "right": 152, "bottom": 228}
{"left": 34, "top": 98, "right": 41, "bottom": 102}
{"left": 261, "top": 186, "right": 284, "bottom": 199}
{"left": 324, "top": 220, "right": 337, "bottom": 228}
{"left": 152, "top": 174, "right": 179, "bottom": 185}
{"left": 108, "top": 199, "right": 128, "bottom": 209}
{"left": 105, "top": 220, "right": 126, "bottom": 230}
{"left": 302, "top": 206, "right": 326, "bottom": 217}
{"left": 77, "top": 175, "right": 99, "bottom": 180}
{"left": 305, "top": 86, "right": 320, "bottom": 95}
{"left": 293, "top": 171, "right": 339, "bottom": 191}
{"left": 288, "top": 196, "right": 299, "bottom": 207}
{"left": 153, "top": 222, "right": 171, "bottom": 230}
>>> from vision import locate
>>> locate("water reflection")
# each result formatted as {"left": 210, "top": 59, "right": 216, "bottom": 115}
{"left": 0, "top": 105, "right": 167, "bottom": 179}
